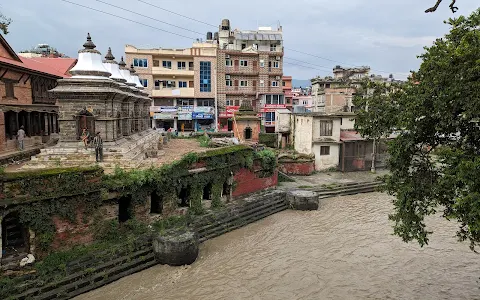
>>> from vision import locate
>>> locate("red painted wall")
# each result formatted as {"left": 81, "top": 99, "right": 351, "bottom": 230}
{"left": 232, "top": 168, "right": 278, "bottom": 197}
{"left": 278, "top": 160, "right": 315, "bottom": 175}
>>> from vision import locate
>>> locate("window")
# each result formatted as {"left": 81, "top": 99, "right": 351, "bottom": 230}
{"left": 198, "top": 99, "right": 214, "bottom": 106}
{"left": 189, "top": 62, "right": 194, "bottom": 70}
{"left": 153, "top": 60, "right": 160, "bottom": 67}
{"left": 162, "top": 61, "right": 172, "bottom": 69}
{"left": 179, "top": 99, "right": 194, "bottom": 107}
{"left": 200, "top": 61, "right": 211, "bottom": 92}
{"left": 226, "top": 99, "right": 240, "bottom": 106}
{"left": 260, "top": 60, "right": 265, "bottom": 67}
{"left": 140, "top": 79, "right": 148, "bottom": 87}
{"left": 265, "top": 95, "right": 284, "bottom": 105}
{"left": 260, "top": 80, "right": 264, "bottom": 87}
{"left": 3, "top": 80, "right": 15, "bottom": 98}
{"left": 265, "top": 112, "right": 275, "bottom": 122}
{"left": 178, "top": 81, "right": 187, "bottom": 88}
{"left": 240, "top": 80, "right": 248, "bottom": 87}
{"left": 133, "top": 58, "right": 148, "bottom": 68}
{"left": 282, "top": 81, "right": 286, "bottom": 87}
{"left": 320, "top": 120, "right": 333, "bottom": 136}
{"left": 226, "top": 80, "right": 233, "bottom": 86}
{"left": 158, "top": 80, "right": 175, "bottom": 88}
{"left": 241, "top": 43, "right": 246, "bottom": 49}
{"left": 240, "top": 60, "right": 248, "bottom": 67}
{"left": 189, "top": 80, "right": 194, "bottom": 88}
{"left": 271, "top": 81, "right": 279, "bottom": 87}
{"left": 270, "top": 44, "right": 277, "bottom": 51}
{"left": 272, "top": 61, "right": 279, "bottom": 68}
{"left": 177, "top": 61, "right": 186, "bottom": 70}
{"left": 320, "top": 146, "right": 330, "bottom": 156}
{"left": 226, "top": 99, "right": 233, "bottom": 106}
{"left": 226, "top": 59, "right": 233, "bottom": 66}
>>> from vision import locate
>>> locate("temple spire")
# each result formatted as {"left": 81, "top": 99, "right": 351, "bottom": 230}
{"left": 83, "top": 33, "right": 96, "bottom": 50}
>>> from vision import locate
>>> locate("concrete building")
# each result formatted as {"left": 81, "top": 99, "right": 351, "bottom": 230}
{"left": 18, "top": 44, "right": 68, "bottom": 58}
{"left": 276, "top": 112, "right": 356, "bottom": 170}
{"left": 282, "top": 75, "right": 293, "bottom": 111}
{"left": 0, "top": 34, "right": 77, "bottom": 153}
{"left": 311, "top": 65, "right": 370, "bottom": 113}
{"left": 217, "top": 19, "right": 284, "bottom": 133}
{"left": 125, "top": 39, "right": 217, "bottom": 133}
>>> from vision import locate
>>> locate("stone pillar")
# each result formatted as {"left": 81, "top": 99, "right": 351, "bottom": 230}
{"left": 26, "top": 112, "right": 31, "bottom": 137}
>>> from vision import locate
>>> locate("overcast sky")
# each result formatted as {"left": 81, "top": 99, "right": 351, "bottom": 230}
{"left": 1, "top": 0, "right": 479, "bottom": 80}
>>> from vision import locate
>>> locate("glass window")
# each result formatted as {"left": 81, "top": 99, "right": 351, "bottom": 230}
{"left": 240, "top": 60, "right": 248, "bottom": 67}
{"left": 179, "top": 81, "right": 187, "bottom": 88}
{"left": 273, "top": 61, "right": 279, "bottom": 68}
{"left": 265, "top": 112, "right": 275, "bottom": 122}
{"left": 226, "top": 99, "right": 233, "bottom": 106}
{"left": 162, "top": 61, "right": 172, "bottom": 69}
{"left": 265, "top": 95, "right": 272, "bottom": 104}
{"left": 140, "top": 79, "right": 148, "bottom": 87}
{"left": 177, "top": 62, "right": 186, "bottom": 70}
{"left": 320, "top": 146, "right": 330, "bottom": 156}
{"left": 226, "top": 80, "right": 233, "bottom": 86}
{"left": 199, "top": 61, "right": 211, "bottom": 92}
{"left": 270, "top": 44, "right": 277, "bottom": 51}
{"left": 240, "top": 80, "right": 248, "bottom": 87}
{"left": 198, "top": 99, "right": 214, "bottom": 106}
{"left": 189, "top": 62, "right": 194, "bottom": 70}
{"left": 271, "top": 81, "right": 279, "bottom": 87}
{"left": 226, "top": 59, "right": 233, "bottom": 66}
{"left": 133, "top": 58, "right": 148, "bottom": 68}
{"left": 260, "top": 60, "right": 265, "bottom": 67}
{"left": 260, "top": 80, "right": 264, "bottom": 87}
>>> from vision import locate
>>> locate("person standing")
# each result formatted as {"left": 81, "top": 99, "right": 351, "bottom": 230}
{"left": 17, "top": 126, "right": 26, "bottom": 151}
{"left": 93, "top": 132, "right": 103, "bottom": 162}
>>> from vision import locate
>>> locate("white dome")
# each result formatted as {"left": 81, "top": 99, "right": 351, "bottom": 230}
{"left": 131, "top": 74, "right": 144, "bottom": 89}
{"left": 70, "top": 52, "right": 111, "bottom": 79}
{"left": 103, "top": 62, "right": 124, "bottom": 82}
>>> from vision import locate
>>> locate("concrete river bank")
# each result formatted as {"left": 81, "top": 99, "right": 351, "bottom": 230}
{"left": 75, "top": 192, "right": 480, "bottom": 300}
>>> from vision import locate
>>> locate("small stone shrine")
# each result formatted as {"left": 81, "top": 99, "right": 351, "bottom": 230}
{"left": 233, "top": 101, "right": 261, "bottom": 142}
{"left": 24, "top": 34, "right": 158, "bottom": 169}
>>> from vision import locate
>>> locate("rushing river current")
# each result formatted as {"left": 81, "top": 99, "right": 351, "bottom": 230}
{"left": 75, "top": 193, "right": 480, "bottom": 300}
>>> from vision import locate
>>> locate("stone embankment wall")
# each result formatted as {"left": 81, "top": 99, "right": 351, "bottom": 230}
{"left": 277, "top": 159, "right": 315, "bottom": 175}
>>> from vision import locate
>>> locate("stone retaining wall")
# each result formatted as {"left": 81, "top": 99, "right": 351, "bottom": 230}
{"left": 278, "top": 159, "right": 315, "bottom": 175}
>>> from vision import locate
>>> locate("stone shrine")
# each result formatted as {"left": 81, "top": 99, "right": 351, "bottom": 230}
{"left": 23, "top": 34, "right": 158, "bottom": 169}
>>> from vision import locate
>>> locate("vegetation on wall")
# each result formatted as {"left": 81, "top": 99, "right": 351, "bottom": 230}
{"left": 259, "top": 133, "right": 278, "bottom": 148}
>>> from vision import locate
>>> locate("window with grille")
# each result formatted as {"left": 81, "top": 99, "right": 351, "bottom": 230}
{"left": 320, "top": 146, "right": 330, "bottom": 156}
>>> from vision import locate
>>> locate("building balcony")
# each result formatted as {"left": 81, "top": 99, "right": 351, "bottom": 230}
{"left": 225, "top": 66, "right": 259, "bottom": 75}
{"left": 224, "top": 86, "right": 257, "bottom": 95}
{"left": 152, "top": 87, "right": 194, "bottom": 98}
{"left": 152, "top": 67, "right": 194, "bottom": 76}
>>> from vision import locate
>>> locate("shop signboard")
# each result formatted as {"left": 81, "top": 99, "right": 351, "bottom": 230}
{"left": 160, "top": 106, "right": 177, "bottom": 112}
{"left": 194, "top": 106, "right": 214, "bottom": 114}
{"left": 178, "top": 106, "right": 194, "bottom": 112}
{"left": 154, "top": 113, "right": 175, "bottom": 120}
{"left": 219, "top": 105, "right": 240, "bottom": 118}
{"left": 178, "top": 112, "right": 192, "bottom": 120}
{"left": 192, "top": 112, "right": 214, "bottom": 119}
{"left": 150, "top": 106, "right": 162, "bottom": 113}
{"left": 260, "top": 104, "right": 287, "bottom": 113}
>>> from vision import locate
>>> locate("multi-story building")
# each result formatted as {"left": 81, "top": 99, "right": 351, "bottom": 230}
{"left": 216, "top": 19, "right": 284, "bottom": 133}
{"left": 18, "top": 44, "right": 68, "bottom": 58}
{"left": 282, "top": 75, "right": 293, "bottom": 111}
{"left": 125, "top": 40, "right": 217, "bottom": 132}
{"left": 311, "top": 65, "right": 370, "bottom": 113}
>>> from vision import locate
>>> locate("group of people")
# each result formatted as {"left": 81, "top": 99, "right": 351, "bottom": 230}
{"left": 81, "top": 128, "right": 103, "bottom": 162}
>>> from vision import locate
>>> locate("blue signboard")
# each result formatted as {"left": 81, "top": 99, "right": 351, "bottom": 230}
{"left": 192, "top": 112, "right": 214, "bottom": 119}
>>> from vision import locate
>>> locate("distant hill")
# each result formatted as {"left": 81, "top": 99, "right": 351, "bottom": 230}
{"left": 291, "top": 79, "right": 311, "bottom": 88}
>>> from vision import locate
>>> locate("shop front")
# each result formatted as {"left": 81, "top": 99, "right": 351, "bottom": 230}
{"left": 152, "top": 106, "right": 177, "bottom": 131}
{"left": 193, "top": 107, "right": 215, "bottom": 132}
{"left": 178, "top": 111, "right": 193, "bottom": 132}
{"left": 218, "top": 106, "right": 239, "bottom": 132}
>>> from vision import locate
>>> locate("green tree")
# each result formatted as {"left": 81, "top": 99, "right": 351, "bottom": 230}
{"left": 353, "top": 79, "right": 402, "bottom": 172}
{"left": 0, "top": 12, "right": 12, "bottom": 35}
{"left": 354, "top": 9, "right": 480, "bottom": 251}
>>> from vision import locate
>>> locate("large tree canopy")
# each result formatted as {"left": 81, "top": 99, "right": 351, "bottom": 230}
{"left": 354, "top": 8, "right": 480, "bottom": 251}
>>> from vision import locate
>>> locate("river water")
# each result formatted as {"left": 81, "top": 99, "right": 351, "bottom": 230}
{"left": 75, "top": 193, "right": 480, "bottom": 300}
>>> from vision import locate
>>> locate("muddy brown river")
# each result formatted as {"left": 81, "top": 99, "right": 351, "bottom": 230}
{"left": 75, "top": 193, "right": 480, "bottom": 300}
